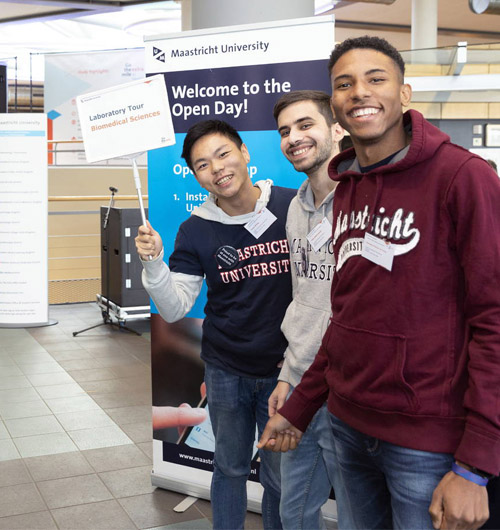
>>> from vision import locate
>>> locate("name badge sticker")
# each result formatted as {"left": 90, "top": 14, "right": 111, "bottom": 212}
{"left": 306, "top": 217, "right": 332, "bottom": 252}
{"left": 244, "top": 208, "right": 277, "bottom": 239}
{"left": 361, "top": 232, "right": 394, "bottom": 271}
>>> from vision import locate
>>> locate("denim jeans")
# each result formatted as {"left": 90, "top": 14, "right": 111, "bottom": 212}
{"left": 204, "top": 362, "right": 282, "bottom": 530}
{"left": 328, "top": 414, "right": 454, "bottom": 529}
{"left": 280, "top": 401, "right": 341, "bottom": 529}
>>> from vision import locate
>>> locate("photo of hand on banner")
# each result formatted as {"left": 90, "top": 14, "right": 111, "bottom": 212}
{"left": 76, "top": 75, "right": 175, "bottom": 229}
{"left": 153, "top": 382, "right": 208, "bottom": 435}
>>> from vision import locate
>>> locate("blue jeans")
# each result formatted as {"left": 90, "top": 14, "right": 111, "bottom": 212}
{"left": 280, "top": 402, "right": 340, "bottom": 530}
{"left": 204, "top": 363, "right": 282, "bottom": 530}
{"left": 328, "top": 414, "right": 454, "bottom": 530}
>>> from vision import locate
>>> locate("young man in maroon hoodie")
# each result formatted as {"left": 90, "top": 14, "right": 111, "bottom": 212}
{"left": 259, "top": 36, "right": 500, "bottom": 530}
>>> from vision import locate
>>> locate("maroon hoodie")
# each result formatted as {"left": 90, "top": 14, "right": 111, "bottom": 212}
{"left": 279, "top": 110, "right": 500, "bottom": 475}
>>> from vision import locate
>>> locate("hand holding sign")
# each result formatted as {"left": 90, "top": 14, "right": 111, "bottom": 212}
{"left": 135, "top": 221, "right": 163, "bottom": 261}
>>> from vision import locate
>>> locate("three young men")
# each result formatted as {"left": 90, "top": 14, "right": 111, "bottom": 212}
{"left": 270, "top": 90, "right": 344, "bottom": 529}
{"left": 260, "top": 36, "right": 500, "bottom": 530}
{"left": 136, "top": 120, "right": 295, "bottom": 530}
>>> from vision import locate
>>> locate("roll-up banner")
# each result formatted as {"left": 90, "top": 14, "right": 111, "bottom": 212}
{"left": 0, "top": 114, "right": 48, "bottom": 328}
{"left": 145, "top": 16, "right": 336, "bottom": 516}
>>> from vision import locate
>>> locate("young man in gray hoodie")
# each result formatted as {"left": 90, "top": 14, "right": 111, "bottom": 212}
{"left": 270, "top": 91, "right": 344, "bottom": 529}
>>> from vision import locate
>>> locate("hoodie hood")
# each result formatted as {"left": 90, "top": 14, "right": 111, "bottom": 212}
{"left": 296, "top": 178, "right": 335, "bottom": 214}
{"left": 190, "top": 179, "right": 273, "bottom": 225}
{"left": 328, "top": 110, "right": 450, "bottom": 182}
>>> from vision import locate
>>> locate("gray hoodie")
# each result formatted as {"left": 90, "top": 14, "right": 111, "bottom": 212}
{"left": 279, "top": 179, "right": 336, "bottom": 387}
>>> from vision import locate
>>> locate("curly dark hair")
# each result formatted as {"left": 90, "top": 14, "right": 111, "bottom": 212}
{"left": 328, "top": 36, "right": 405, "bottom": 80}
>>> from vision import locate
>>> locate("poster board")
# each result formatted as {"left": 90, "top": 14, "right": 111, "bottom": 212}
{"left": 145, "top": 15, "right": 336, "bottom": 517}
{"left": 0, "top": 114, "right": 48, "bottom": 327}
{"left": 76, "top": 75, "right": 175, "bottom": 163}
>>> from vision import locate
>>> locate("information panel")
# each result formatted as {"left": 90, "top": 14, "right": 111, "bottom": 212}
{"left": 145, "top": 16, "right": 336, "bottom": 518}
{"left": 0, "top": 114, "right": 48, "bottom": 327}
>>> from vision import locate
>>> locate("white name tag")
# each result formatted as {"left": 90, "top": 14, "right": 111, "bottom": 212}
{"left": 361, "top": 232, "right": 394, "bottom": 271}
{"left": 244, "top": 207, "right": 277, "bottom": 239}
{"left": 306, "top": 217, "right": 332, "bottom": 252}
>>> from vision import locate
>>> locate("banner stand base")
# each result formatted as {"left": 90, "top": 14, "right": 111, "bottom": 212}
{"left": 173, "top": 496, "right": 198, "bottom": 513}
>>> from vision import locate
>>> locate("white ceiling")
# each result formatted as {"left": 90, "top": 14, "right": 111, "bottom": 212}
{"left": 0, "top": 0, "right": 498, "bottom": 56}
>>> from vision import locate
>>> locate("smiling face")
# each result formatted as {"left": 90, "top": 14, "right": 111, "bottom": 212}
{"left": 330, "top": 48, "right": 411, "bottom": 159}
{"left": 190, "top": 132, "right": 252, "bottom": 206}
{"left": 277, "top": 100, "right": 339, "bottom": 178}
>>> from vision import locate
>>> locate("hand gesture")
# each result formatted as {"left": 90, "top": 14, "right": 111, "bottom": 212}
{"left": 257, "top": 412, "right": 303, "bottom": 453}
{"left": 268, "top": 381, "right": 290, "bottom": 417}
{"left": 135, "top": 220, "right": 163, "bottom": 261}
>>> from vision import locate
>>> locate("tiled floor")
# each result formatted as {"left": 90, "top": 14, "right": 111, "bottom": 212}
{"left": 0, "top": 303, "right": 267, "bottom": 530}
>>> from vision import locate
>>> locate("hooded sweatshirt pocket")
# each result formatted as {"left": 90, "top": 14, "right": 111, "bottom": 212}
{"left": 327, "top": 319, "right": 420, "bottom": 413}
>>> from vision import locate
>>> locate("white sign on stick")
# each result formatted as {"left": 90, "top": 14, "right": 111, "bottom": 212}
{"left": 77, "top": 75, "right": 175, "bottom": 163}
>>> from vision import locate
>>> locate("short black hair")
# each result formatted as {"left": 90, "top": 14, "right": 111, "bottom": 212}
{"left": 182, "top": 120, "right": 243, "bottom": 171}
{"left": 328, "top": 36, "right": 405, "bottom": 80}
{"left": 273, "top": 90, "right": 336, "bottom": 127}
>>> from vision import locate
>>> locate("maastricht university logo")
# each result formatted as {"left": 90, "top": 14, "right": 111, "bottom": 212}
{"left": 153, "top": 47, "right": 165, "bottom": 63}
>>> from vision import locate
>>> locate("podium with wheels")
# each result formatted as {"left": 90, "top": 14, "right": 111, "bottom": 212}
{"left": 99, "top": 206, "right": 150, "bottom": 323}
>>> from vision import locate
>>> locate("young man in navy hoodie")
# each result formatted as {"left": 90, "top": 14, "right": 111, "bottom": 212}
{"left": 136, "top": 120, "right": 296, "bottom": 530}
{"left": 259, "top": 37, "right": 500, "bottom": 530}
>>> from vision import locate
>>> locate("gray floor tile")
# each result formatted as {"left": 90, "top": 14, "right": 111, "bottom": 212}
{"left": 0, "top": 399, "right": 52, "bottom": 420}
{"left": 49, "top": 350, "right": 94, "bottom": 362}
{"left": 18, "top": 362, "right": 65, "bottom": 375}
{"left": 0, "top": 375, "right": 32, "bottom": 391}
{"left": 0, "top": 365, "right": 23, "bottom": 376}
{"left": 13, "top": 432, "right": 78, "bottom": 458}
{"left": 36, "top": 382, "right": 86, "bottom": 399}
{"left": 68, "top": 425, "right": 133, "bottom": 450}
{"left": 26, "top": 371, "right": 75, "bottom": 387}
{"left": 118, "top": 490, "right": 202, "bottom": 529}
{"left": 120, "top": 421, "right": 153, "bottom": 443}
{"left": 0, "top": 387, "right": 41, "bottom": 404}
{"left": 82, "top": 443, "right": 151, "bottom": 472}
{"left": 43, "top": 341, "right": 86, "bottom": 353}
{"left": 0, "top": 483, "right": 46, "bottom": 517}
{"left": 37, "top": 473, "right": 113, "bottom": 509}
{"left": 0, "top": 458, "right": 32, "bottom": 487}
{"left": 57, "top": 358, "right": 103, "bottom": 371}
{"left": 150, "top": 518, "right": 212, "bottom": 530}
{"left": 51, "top": 499, "right": 136, "bottom": 530}
{"left": 55, "top": 409, "right": 115, "bottom": 431}
{"left": 0, "top": 357, "right": 15, "bottom": 367}
{"left": 25, "top": 451, "right": 94, "bottom": 481}
{"left": 0, "top": 421, "right": 8, "bottom": 439}
{"left": 91, "top": 353, "right": 141, "bottom": 366}
{"left": 91, "top": 391, "right": 151, "bottom": 409}
{"left": 5, "top": 415, "right": 64, "bottom": 438}
{"left": 106, "top": 405, "right": 151, "bottom": 426}
{"left": 6, "top": 344, "right": 48, "bottom": 356}
{"left": 0, "top": 510, "right": 58, "bottom": 529}
{"left": 13, "top": 352, "right": 54, "bottom": 364}
{"left": 110, "top": 363, "right": 151, "bottom": 379}
{"left": 137, "top": 441, "right": 153, "bottom": 460}
{"left": 67, "top": 367, "right": 117, "bottom": 382}
{"left": 99, "top": 465, "right": 155, "bottom": 498}
{"left": 45, "top": 394, "right": 100, "bottom": 414}
{"left": 78, "top": 378, "right": 131, "bottom": 395}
